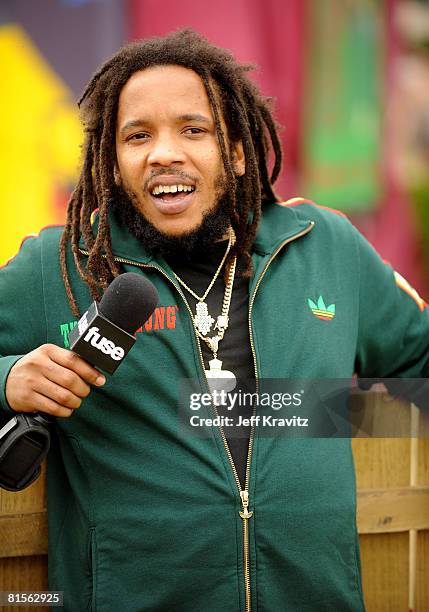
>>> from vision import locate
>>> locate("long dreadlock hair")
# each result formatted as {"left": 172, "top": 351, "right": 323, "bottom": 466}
{"left": 60, "top": 28, "right": 283, "bottom": 318}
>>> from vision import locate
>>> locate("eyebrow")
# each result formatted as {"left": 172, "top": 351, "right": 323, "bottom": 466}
{"left": 119, "top": 114, "right": 211, "bottom": 135}
{"left": 176, "top": 113, "right": 211, "bottom": 124}
{"left": 119, "top": 120, "right": 145, "bottom": 135}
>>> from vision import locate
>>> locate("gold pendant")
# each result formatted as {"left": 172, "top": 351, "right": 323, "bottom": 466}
{"left": 194, "top": 302, "right": 214, "bottom": 336}
{"left": 205, "top": 358, "right": 237, "bottom": 405}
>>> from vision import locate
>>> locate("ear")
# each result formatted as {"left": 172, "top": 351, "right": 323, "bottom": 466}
{"left": 113, "top": 164, "right": 121, "bottom": 186}
{"left": 232, "top": 140, "right": 245, "bottom": 177}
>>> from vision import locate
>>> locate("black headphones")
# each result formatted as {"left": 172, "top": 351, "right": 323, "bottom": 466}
{"left": 0, "top": 412, "right": 51, "bottom": 491}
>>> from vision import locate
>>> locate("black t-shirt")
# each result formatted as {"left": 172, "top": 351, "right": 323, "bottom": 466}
{"left": 167, "top": 242, "right": 254, "bottom": 488}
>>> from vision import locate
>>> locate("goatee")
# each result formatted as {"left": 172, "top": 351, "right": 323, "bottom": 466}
{"left": 111, "top": 183, "right": 233, "bottom": 261}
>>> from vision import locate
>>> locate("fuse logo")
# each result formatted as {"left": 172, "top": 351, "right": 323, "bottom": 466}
{"left": 83, "top": 326, "right": 125, "bottom": 361}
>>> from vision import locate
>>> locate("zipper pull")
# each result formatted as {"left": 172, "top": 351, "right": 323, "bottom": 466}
{"left": 239, "top": 490, "right": 253, "bottom": 519}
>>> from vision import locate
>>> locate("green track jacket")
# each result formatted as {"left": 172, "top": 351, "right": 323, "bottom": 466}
{"left": 1, "top": 199, "right": 429, "bottom": 611}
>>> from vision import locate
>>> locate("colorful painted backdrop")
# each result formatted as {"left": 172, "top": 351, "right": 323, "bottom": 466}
{"left": 0, "top": 0, "right": 426, "bottom": 292}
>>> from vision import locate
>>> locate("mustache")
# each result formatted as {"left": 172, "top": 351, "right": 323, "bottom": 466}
{"left": 144, "top": 168, "right": 198, "bottom": 190}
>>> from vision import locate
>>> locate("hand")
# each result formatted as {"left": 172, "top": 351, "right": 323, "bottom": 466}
{"left": 5, "top": 344, "right": 106, "bottom": 417}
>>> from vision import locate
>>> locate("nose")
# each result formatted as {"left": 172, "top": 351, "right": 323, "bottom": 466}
{"left": 146, "top": 132, "right": 186, "bottom": 167}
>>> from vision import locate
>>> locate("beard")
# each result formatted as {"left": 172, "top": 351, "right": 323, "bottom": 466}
{"left": 110, "top": 179, "right": 235, "bottom": 261}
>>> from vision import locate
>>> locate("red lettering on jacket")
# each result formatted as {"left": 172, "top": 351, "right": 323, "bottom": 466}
{"left": 154, "top": 307, "right": 165, "bottom": 330}
{"left": 137, "top": 305, "right": 178, "bottom": 334}
{"left": 166, "top": 306, "right": 176, "bottom": 329}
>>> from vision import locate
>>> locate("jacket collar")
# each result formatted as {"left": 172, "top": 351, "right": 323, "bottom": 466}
{"left": 79, "top": 202, "right": 311, "bottom": 264}
{"left": 252, "top": 201, "right": 312, "bottom": 255}
{"left": 79, "top": 209, "right": 154, "bottom": 264}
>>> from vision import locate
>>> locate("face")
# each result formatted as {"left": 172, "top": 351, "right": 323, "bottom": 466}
{"left": 115, "top": 65, "right": 245, "bottom": 237}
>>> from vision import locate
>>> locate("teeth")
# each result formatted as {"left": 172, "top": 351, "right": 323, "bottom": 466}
{"left": 151, "top": 184, "right": 195, "bottom": 195}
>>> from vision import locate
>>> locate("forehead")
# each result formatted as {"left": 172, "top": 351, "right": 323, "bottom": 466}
{"left": 116, "top": 65, "right": 213, "bottom": 123}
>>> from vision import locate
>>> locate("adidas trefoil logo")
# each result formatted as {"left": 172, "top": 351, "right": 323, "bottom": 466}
{"left": 308, "top": 296, "right": 336, "bottom": 321}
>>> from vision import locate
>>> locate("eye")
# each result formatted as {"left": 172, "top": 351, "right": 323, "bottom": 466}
{"left": 127, "top": 132, "right": 150, "bottom": 142}
{"left": 183, "top": 127, "right": 206, "bottom": 136}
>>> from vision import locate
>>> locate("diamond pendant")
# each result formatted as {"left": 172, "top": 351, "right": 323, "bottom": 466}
{"left": 205, "top": 358, "right": 237, "bottom": 405}
{"left": 194, "top": 302, "right": 214, "bottom": 336}
{"left": 206, "top": 336, "right": 219, "bottom": 354}
{"left": 215, "top": 315, "right": 229, "bottom": 331}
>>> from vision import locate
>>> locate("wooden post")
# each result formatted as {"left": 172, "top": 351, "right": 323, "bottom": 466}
{"left": 408, "top": 404, "right": 419, "bottom": 612}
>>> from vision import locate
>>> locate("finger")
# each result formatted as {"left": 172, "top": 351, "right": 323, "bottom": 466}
{"left": 45, "top": 345, "right": 106, "bottom": 387}
{"left": 42, "top": 360, "right": 91, "bottom": 398}
{"left": 31, "top": 392, "right": 74, "bottom": 418}
{"left": 33, "top": 378, "right": 83, "bottom": 410}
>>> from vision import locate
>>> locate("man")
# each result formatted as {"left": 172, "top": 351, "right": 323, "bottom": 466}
{"left": 1, "top": 29, "right": 428, "bottom": 611}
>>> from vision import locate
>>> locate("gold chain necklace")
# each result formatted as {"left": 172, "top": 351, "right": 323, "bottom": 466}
{"left": 196, "top": 255, "right": 238, "bottom": 402}
{"left": 173, "top": 228, "right": 234, "bottom": 337}
{"left": 172, "top": 231, "right": 237, "bottom": 400}
{"left": 195, "top": 255, "right": 236, "bottom": 357}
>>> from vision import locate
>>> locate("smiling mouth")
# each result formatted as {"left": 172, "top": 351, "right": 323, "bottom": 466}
{"left": 149, "top": 183, "right": 196, "bottom": 214}
{"left": 151, "top": 183, "right": 196, "bottom": 203}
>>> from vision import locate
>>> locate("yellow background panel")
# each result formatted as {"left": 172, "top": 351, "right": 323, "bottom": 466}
{"left": 0, "top": 24, "right": 82, "bottom": 264}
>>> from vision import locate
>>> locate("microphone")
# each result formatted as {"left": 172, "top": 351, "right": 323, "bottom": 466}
{"left": 68, "top": 273, "right": 159, "bottom": 374}
{"left": 0, "top": 272, "right": 159, "bottom": 492}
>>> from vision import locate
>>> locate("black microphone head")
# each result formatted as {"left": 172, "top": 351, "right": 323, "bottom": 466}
{"left": 99, "top": 273, "right": 159, "bottom": 334}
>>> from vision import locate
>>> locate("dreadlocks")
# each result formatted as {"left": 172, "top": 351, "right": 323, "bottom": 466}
{"left": 60, "top": 28, "right": 283, "bottom": 317}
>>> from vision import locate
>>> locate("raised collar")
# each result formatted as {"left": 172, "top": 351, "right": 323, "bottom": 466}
{"left": 252, "top": 201, "right": 312, "bottom": 255}
{"left": 79, "top": 209, "right": 154, "bottom": 265}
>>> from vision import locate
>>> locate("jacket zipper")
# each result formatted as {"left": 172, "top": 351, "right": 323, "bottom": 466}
{"left": 238, "top": 220, "right": 314, "bottom": 612}
{"left": 79, "top": 220, "right": 314, "bottom": 612}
